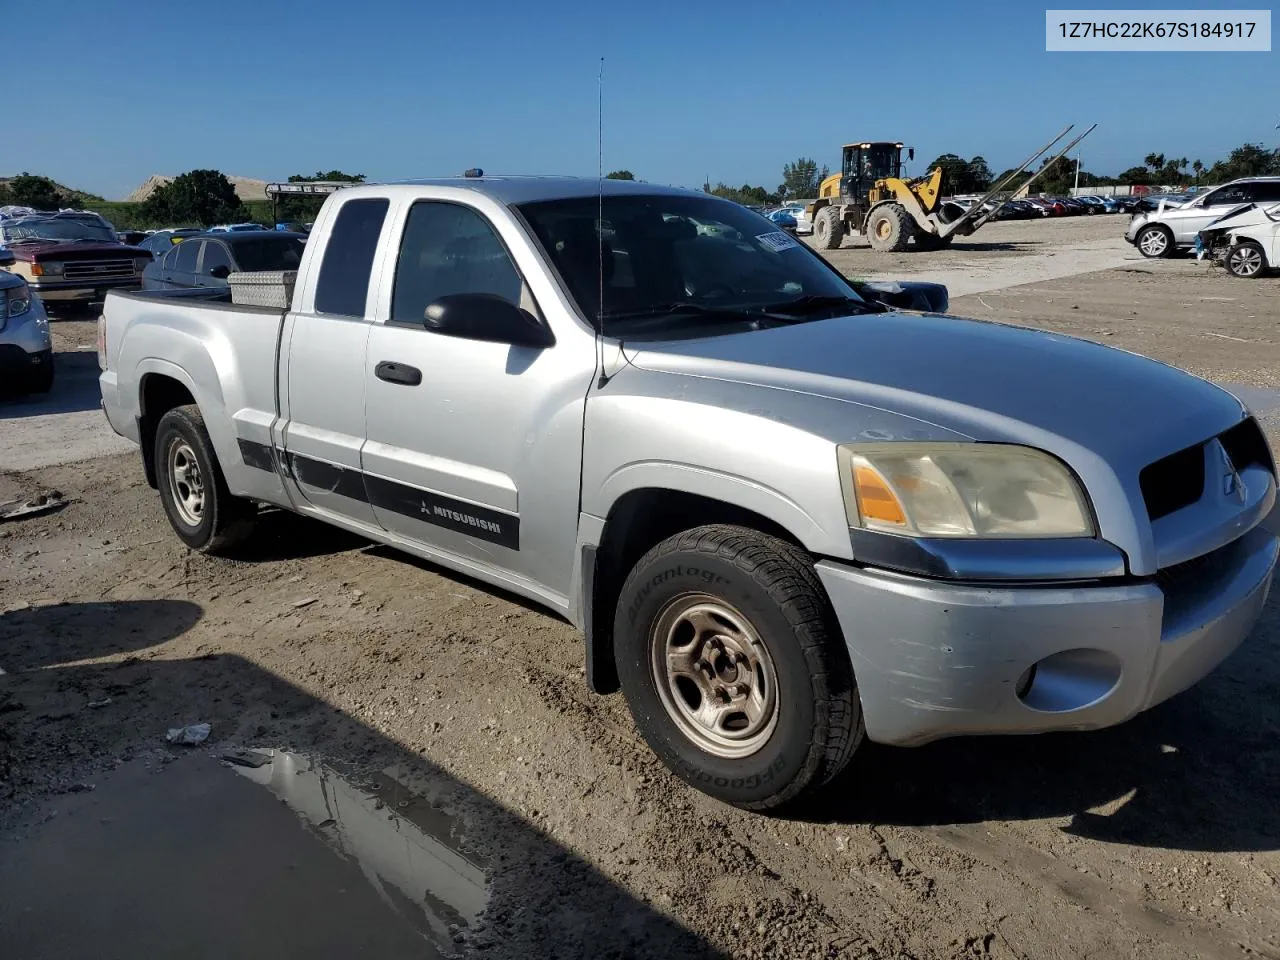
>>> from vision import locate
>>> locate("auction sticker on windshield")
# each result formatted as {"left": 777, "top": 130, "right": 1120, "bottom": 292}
{"left": 756, "top": 231, "right": 800, "bottom": 253}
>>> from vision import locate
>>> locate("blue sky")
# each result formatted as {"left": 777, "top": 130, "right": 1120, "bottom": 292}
{"left": 22, "top": 0, "right": 1279, "bottom": 199}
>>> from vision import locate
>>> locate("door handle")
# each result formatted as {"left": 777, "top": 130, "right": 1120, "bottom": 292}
{"left": 375, "top": 361, "right": 422, "bottom": 386}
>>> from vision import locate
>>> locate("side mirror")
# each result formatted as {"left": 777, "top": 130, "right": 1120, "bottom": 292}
{"left": 908, "top": 147, "right": 915, "bottom": 162}
{"left": 209, "top": 265, "right": 231, "bottom": 280}
{"left": 0, "top": 248, "right": 14, "bottom": 268}
{"left": 424, "top": 292, "right": 554, "bottom": 348}
{"left": 856, "top": 280, "right": 949, "bottom": 314}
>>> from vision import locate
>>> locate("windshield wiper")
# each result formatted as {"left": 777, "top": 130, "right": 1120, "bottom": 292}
{"left": 757, "top": 294, "right": 881, "bottom": 315}
{"left": 605, "top": 301, "right": 769, "bottom": 323}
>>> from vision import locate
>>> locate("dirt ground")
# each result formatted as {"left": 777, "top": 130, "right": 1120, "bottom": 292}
{"left": 3, "top": 224, "right": 1280, "bottom": 959}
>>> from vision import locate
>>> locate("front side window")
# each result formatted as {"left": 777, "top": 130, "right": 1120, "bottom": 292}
{"left": 201, "top": 241, "right": 232, "bottom": 273}
{"left": 314, "top": 198, "right": 389, "bottom": 317}
{"left": 390, "top": 201, "right": 523, "bottom": 325}
{"left": 518, "top": 193, "right": 865, "bottom": 336}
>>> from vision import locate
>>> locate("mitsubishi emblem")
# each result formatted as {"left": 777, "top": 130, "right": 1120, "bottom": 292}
{"left": 1218, "top": 442, "right": 1245, "bottom": 503}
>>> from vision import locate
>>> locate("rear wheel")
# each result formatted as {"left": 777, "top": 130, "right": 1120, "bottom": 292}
{"left": 1136, "top": 224, "right": 1174, "bottom": 258}
{"left": 154, "top": 405, "right": 256, "bottom": 554}
{"left": 613, "top": 524, "right": 862, "bottom": 811}
{"left": 1225, "top": 240, "right": 1267, "bottom": 278}
{"left": 813, "top": 207, "right": 845, "bottom": 250}
{"left": 866, "top": 204, "right": 913, "bottom": 252}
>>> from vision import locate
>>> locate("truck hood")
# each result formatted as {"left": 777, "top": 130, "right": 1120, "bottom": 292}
{"left": 4, "top": 241, "right": 148, "bottom": 261}
{"left": 621, "top": 311, "right": 1245, "bottom": 470}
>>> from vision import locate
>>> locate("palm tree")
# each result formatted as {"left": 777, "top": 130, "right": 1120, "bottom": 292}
{"left": 1144, "top": 152, "right": 1165, "bottom": 172}
{"left": 1192, "top": 159, "right": 1205, "bottom": 185}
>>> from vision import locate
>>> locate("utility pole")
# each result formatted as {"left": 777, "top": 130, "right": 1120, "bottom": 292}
{"left": 1074, "top": 152, "right": 1081, "bottom": 194}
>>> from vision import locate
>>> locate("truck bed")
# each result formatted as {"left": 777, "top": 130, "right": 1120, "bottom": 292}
{"left": 100, "top": 287, "right": 292, "bottom": 509}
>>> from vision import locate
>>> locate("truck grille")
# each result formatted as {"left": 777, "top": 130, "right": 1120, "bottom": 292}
{"left": 1140, "top": 444, "right": 1205, "bottom": 521}
{"left": 62, "top": 259, "right": 135, "bottom": 282}
{"left": 1139, "top": 417, "right": 1272, "bottom": 521}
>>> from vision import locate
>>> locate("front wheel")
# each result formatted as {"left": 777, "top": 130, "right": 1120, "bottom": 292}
{"left": 154, "top": 405, "right": 256, "bottom": 554}
{"left": 1136, "top": 224, "right": 1174, "bottom": 258}
{"left": 1225, "top": 240, "right": 1267, "bottom": 278}
{"left": 866, "top": 204, "right": 913, "bottom": 252}
{"left": 613, "top": 525, "right": 862, "bottom": 811}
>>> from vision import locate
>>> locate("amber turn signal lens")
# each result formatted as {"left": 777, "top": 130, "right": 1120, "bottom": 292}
{"left": 853, "top": 465, "right": 906, "bottom": 525}
{"left": 30, "top": 264, "right": 43, "bottom": 277}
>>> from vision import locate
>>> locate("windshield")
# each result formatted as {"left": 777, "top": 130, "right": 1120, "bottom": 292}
{"left": 229, "top": 235, "right": 306, "bottom": 272}
{"left": 516, "top": 193, "right": 864, "bottom": 336}
{"left": 0, "top": 216, "right": 116, "bottom": 244}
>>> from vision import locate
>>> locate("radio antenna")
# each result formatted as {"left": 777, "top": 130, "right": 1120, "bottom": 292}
{"left": 596, "top": 56, "right": 605, "bottom": 337}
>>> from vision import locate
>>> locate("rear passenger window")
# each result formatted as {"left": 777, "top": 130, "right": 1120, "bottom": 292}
{"left": 1253, "top": 182, "right": 1280, "bottom": 204}
{"left": 175, "top": 240, "right": 200, "bottom": 273}
{"left": 315, "top": 198, "right": 389, "bottom": 317}
{"left": 390, "top": 201, "right": 523, "bottom": 326}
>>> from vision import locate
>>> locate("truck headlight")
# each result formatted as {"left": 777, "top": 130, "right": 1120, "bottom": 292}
{"left": 837, "top": 442, "right": 1095, "bottom": 539}
{"left": 33, "top": 261, "right": 64, "bottom": 277}
{"left": 6, "top": 286, "right": 32, "bottom": 317}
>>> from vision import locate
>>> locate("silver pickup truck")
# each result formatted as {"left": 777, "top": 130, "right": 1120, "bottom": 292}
{"left": 99, "top": 176, "right": 1278, "bottom": 811}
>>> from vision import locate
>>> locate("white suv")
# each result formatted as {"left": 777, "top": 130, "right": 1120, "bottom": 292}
{"left": 1125, "top": 177, "right": 1280, "bottom": 257}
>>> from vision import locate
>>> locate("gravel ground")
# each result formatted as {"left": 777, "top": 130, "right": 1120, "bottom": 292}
{"left": 2, "top": 219, "right": 1280, "bottom": 959}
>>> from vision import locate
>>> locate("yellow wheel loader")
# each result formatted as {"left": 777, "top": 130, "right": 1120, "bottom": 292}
{"left": 807, "top": 124, "right": 1097, "bottom": 252}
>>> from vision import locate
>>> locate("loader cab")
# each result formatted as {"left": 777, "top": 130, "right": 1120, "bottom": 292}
{"left": 839, "top": 142, "right": 905, "bottom": 199}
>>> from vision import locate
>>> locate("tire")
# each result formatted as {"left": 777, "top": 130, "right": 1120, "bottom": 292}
{"left": 154, "top": 404, "right": 255, "bottom": 554}
{"left": 1225, "top": 240, "right": 1267, "bottom": 279}
{"left": 1136, "top": 224, "right": 1174, "bottom": 258}
{"left": 866, "top": 204, "right": 913, "bottom": 252}
{"left": 613, "top": 524, "right": 862, "bottom": 811}
{"left": 813, "top": 207, "right": 844, "bottom": 250}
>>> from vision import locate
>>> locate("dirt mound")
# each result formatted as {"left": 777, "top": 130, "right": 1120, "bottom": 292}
{"left": 126, "top": 174, "right": 270, "bottom": 203}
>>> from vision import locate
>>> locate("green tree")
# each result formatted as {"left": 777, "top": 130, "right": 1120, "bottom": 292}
{"left": 605, "top": 170, "right": 635, "bottom": 180}
{"left": 1143, "top": 153, "right": 1165, "bottom": 172}
{"left": 140, "top": 169, "right": 247, "bottom": 227}
{"left": 1208, "top": 143, "right": 1280, "bottom": 182}
{"left": 706, "top": 182, "right": 778, "bottom": 207}
{"left": 966, "top": 156, "right": 993, "bottom": 191}
{"left": 1118, "top": 166, "right": 1154, "bottom": 185}
{"left": 780, "top": 158, "right": 827, "bottom": 199}
{"left": 7, "top": 174, "right": 63, "bottom": 210}
{"left": 1192, "top": 159, "right": 1205, "bottom": 184}
{"left": 924, "top": 154, "right": 970, "bottom": 191}
{"left": 0, "top": 181, "right": 10, "bottom": 205}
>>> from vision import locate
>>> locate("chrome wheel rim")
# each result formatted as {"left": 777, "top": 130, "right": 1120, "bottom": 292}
{"left": 1230, "top": 247, "right": 1263, "bottom": 276}
{"left": 1139, "top": 229, "right": 1168, "bottom": 255}
{"left": 168, "top": 441, "right": 205, "bottom": 527}
{"left": 649, "top": 594, "right": 779, "bottom": 758}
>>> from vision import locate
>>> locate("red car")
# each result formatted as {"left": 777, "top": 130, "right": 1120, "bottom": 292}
{"left": 0, "top": 211, "right": 151, "bottom": 310}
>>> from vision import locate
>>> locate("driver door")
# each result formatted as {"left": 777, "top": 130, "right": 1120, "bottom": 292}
{"left": 361, "top": 198, "right": 596, "bottom": 600}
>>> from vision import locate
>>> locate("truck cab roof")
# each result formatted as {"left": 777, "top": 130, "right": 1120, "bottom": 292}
{"left": 357, "top": 175, "right": 698, "bottom": 206}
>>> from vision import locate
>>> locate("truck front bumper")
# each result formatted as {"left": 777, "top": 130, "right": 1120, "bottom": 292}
{"left": 29, "top": 277, "right": 141, "bottom": 302}
{"left": 815, "top": 524, "right": 1278, "bottom": 747}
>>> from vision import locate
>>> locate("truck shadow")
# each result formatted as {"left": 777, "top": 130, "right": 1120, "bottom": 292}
{"left": 0, "top": 350, "right": 102, "bottom": 418}
{"left": 799, "top": 595, "right": 1280, "bottom": 853}
{"left": 0, "top": 599, "right": 728, "bottom": 959}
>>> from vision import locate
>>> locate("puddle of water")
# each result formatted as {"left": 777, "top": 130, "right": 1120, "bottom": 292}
{"left": 226, "top": 750, "right": 488, "bottom": 950}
